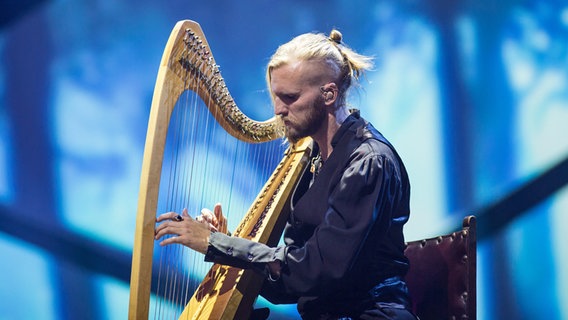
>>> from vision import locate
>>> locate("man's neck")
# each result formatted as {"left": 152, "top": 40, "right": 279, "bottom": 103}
{"left": 313, "top": 107, "right": 350, "bottom": 161}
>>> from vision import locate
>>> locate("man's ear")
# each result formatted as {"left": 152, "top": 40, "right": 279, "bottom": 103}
{"left": 320, "top": 82, "right": 338, "bottom": 105}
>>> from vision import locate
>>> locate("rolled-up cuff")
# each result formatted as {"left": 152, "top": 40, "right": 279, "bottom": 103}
{"left": 205, "top": 232, "right": 285, "bottom": 274}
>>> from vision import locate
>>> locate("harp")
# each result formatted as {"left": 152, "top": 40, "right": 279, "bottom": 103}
{"left": 128, "top": 20, "right": 311, "bottom": 319}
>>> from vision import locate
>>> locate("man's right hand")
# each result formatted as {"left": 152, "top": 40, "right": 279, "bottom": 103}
{"left": 197, "top": 203, "right": 228, "bottom": 235}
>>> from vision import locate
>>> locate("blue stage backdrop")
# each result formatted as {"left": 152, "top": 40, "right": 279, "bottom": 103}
{"left": 1, "top": 0, "right": 567, "bottom": 319}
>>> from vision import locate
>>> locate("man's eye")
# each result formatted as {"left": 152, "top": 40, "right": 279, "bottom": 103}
{"left": 283, "top": 94, "right": 298, "bottom": 102}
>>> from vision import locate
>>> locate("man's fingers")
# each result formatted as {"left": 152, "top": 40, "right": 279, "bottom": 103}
{"left": 158, "top": 235, "right": 180, "bottom": 246}
{"left": 214, "top": 203, "right": 222, "bottom": 217}
{"left": 156, "top": 211, "right": 181, "bottom": 222}
{"left": 214, "top": 203, "right": 224, "bottom": 221}
{"left": 155, "top": 223, "right": 179, "bottom": 239}
{"left": 214, "top": 203, "right": 228, "bottom": 234}
{"left": 201, "top": 208, "right": 218, "bottom": 225}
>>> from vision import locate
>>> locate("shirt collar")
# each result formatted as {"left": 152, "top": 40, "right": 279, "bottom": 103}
{"left": 330, "top": 109, "right": 361, "bottom": 149}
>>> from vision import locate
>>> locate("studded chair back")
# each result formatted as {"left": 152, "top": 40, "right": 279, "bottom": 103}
{"left": 404, "top": 216, "right": 477, "bottom": 320}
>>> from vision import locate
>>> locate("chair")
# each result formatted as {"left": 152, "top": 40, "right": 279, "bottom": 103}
{"left": 404, "top": 216, "right": 477, "bottom": 320}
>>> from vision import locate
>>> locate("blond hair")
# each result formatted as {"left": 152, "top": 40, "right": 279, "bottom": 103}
{"left": 266, "top": 29, "right": 374, "bottom": 106}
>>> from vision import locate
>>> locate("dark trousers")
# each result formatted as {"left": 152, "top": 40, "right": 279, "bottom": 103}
{"left": 358, "top": 302, "right": 418, "bottom": 320}
{"left": 300, "top": 302, "right": 418, "bottom": 320}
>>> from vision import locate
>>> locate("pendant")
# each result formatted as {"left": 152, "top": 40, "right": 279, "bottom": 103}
{"left": 310, "top": 153, "right": 322, "bottom": 175}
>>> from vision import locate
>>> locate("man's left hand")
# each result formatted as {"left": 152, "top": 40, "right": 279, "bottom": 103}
{"left": 155, "top": 208, "right": 211, "bottom": 254}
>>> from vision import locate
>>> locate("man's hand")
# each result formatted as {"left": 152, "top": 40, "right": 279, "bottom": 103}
{"left": 196, "top": 203, "right": 228, "bottom": 235}
{"left": 155, "top": 208, "right": 211, "bottom": 254}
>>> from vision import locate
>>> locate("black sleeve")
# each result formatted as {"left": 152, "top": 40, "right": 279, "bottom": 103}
{"left": 204, "top": 232, "right": 286, "bottom": 274}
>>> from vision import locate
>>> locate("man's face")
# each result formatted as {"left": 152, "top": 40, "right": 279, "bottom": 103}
{"left": 270, "top": 60, "right": 329, "bottom": 143}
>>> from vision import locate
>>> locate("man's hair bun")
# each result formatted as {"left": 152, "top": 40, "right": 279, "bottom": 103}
{"left": 329, "top": 29, "right": 342, "bottom": 44}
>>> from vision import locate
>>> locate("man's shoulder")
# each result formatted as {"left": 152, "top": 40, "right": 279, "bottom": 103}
{"left": 354, "top": 136, "right": 397, "bottom": 160}
{"left": 356, "top": 122, "right": 397, "bottom": 157}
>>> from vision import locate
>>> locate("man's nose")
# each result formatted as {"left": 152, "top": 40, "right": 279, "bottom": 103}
{"left": 274, "top": 100, "right": 287, "bottom": 116}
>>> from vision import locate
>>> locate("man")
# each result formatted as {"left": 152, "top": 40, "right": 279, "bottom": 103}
{"left": 155, "top": 29, "right": 417, "bottom": 320}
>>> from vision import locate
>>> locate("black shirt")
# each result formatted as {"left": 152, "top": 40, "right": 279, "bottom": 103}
{"left": 206, "top": 112, "right": 412, "bottom": 317}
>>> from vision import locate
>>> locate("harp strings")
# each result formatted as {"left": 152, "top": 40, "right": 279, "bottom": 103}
{"left": 151, "top": 40, "right": 284, "bottom": 318}
{"left": 152, "top": 45, "right": 208, "bottom": 318}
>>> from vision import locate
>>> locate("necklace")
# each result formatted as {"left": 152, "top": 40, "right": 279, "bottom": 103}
{"left": 310, "top": 153, "right": 323, "bottom": 176}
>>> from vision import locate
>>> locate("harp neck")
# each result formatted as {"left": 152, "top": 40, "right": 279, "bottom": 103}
{"left": 164, "top": 20, "right": 282, "bottom": 143}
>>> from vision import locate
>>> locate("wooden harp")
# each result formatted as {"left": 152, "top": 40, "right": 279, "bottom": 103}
{"left": 128, "top": 20, "right": 311, "bottom": 319}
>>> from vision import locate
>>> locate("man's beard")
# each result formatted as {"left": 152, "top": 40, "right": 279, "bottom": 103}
{"left": 279, "top": 101, "right": 327, "bottom": 144}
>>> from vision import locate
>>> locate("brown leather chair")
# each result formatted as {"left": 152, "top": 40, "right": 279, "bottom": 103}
{"left": 404, "top": 216, "right": 477, "bottom": 320}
